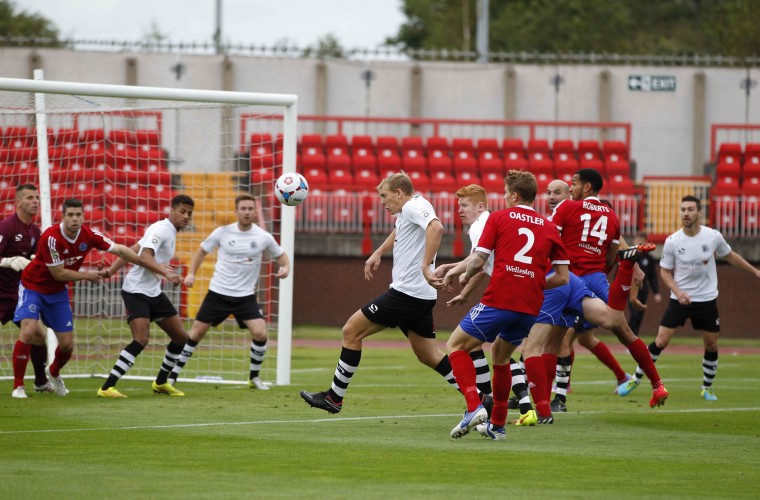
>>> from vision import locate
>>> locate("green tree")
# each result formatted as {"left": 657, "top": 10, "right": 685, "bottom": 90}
{"left": 303, "top": 33, "right": 345, "bottom": 60}
{"left": 0, "top": 0, "right": 60, "bottom": 45}
{"left": 388, "top": 0, "right": 760, "bottom": 58}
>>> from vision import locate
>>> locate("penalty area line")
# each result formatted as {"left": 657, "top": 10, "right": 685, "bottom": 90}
{"left": 1, "top": 406, "right": 759, "bottom": 435}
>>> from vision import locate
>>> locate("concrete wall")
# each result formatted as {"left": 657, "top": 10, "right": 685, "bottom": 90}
{"left": 293, "top": 256, "right": 760, "bottom": 338}
{"left": 1, "top": 47, "right": 759, "bottom": 179}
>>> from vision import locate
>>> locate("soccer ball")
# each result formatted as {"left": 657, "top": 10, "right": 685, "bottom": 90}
{"left": 274, "top": 172, "right": 309, "bottom": 206}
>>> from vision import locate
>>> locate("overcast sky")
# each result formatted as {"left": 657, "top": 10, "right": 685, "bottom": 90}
{"left": 20, "top": 0, "right": 406, "bottom": 49}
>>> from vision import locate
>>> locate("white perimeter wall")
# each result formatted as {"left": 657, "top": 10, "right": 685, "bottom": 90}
{"left": 1, "top": 47, "right": 758, "bottom": 178}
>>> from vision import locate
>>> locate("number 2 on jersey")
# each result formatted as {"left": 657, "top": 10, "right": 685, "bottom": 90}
{"left": 580, "top": 213, "right": 608, "bottom": 245}
{"left": 514, "top": 227, "right": 535, "bottom": 264}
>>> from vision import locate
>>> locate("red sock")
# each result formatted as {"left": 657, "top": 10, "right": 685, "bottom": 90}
{"left": 626, "top": 338, "right": 662, "bottom": 389}
{"left": 590, "top": 342, "right": 627, "bottom": 382}
{"left": 541, "top": 353, "right": 557, "bottom": 401}
{"left": 608, "top": 260, "right": 634, "bottom": 311}
{"left": 449, "top": 350, "right": 480, "bottom": 411}
{"left": 30, "top": 344, "right": 48, "bottom": 385}
{"left": 12, "top": 341, "right": 31, "bottom": 389}
{"left": 491, "top": 364, "right": 511, "bottom": 426}
{"left": 48, "top": 347, "right": 72, "bottom": 378}
{"left": 524, "top": 356, "right": 550, "bottom": 417}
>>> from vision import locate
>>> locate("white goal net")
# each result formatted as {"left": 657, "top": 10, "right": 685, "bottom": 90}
{"left": 0, "top": 75, "right": 297, "bottom": 386}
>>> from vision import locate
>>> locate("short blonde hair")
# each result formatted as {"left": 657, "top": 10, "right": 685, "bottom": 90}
{"left": 377, "top": 172, "right": 414, "bottom": 195}
{"left": 455, "top": 184, "right": 487, "bottom": 206}
{"left": 505, "top": 170, "right": 537, "bottom": 203}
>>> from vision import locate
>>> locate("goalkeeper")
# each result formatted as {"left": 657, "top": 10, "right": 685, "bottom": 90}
{"left": 169, "top": 194, "right": 289, "bottom": 390}
{"left": 2, "top": 184, "right": 52, "bottom": 399}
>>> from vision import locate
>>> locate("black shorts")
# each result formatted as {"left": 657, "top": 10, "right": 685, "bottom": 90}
{"left": 121, "top": 291, "right": 178, "bottom": 323}
{"left": 196, "top": 290, "right": 264, "bottom": 327}
{"left": 360, "top": 288, "right": 437, "bottom": 338}
{"left": 660, "top": 298, "right": 720, "bottom": 333}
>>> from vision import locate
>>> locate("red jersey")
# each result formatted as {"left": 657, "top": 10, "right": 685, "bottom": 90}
{"left": 549, "top": 197, "right": 620, "bottom": 276}
{"left": 0, "top": 213, "right": 41, "bottom": 300}
{"left": 21, "top": 223, "right": 114, "bottom": 294}
{"left": 475, "top": 205, "right": 569, "bottom": 315}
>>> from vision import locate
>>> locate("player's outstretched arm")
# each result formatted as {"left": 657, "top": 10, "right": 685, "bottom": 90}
{"left": 138, "top": 247, "right": 181, "bottom": 286}
{"left": 0, "top": 255, "right": 31, "bottom": 272}
{"left": 275, "top": 252, "right": 290, "bottom": 279}
{"left": 446, "top": 268, "right": 487, "bottom": 307}
{"left": 105, "top": 243, "right": 139, "bottom": 278}
{"left": 364, "top": 229, "right": 395, "bottom": 281}
{"left": 49, "top": 263, "right": 101, "bottom": 284}
{"left": 183, "top": 247, "right": 209, "bottom": 287}
{"left": 724, "top": 251, "right": 760, "bottom": 279}
{"left": 107, "top": 244, "right": 180, "bottom": 284}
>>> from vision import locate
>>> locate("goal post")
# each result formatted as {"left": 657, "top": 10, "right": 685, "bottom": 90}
{"left": 0, "top": 75, "right": 297, "bottom": 386}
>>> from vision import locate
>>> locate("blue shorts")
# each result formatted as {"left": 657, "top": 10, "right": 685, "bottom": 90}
{"left": 536, "top": 273, "right": 596, "bottom": 327}
{"left": 459, "top": 303, "right": 537, "bottom": 346}
{"left": 14, "top": 285, "right": 73, "bottom": 333}
{"left": 576, "top": 272, "right": 609, "bottom": 331}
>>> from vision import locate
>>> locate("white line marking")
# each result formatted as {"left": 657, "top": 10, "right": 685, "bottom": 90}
{"left": 1, "top": 407, "right": 759, "bottom": 435}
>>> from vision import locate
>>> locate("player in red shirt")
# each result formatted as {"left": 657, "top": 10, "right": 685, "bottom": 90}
{"left": 11, "top": 198, "right": 172, "bottom": 397}
{"left": 443, "top": 170, "right": 570, "bottom": 440}
{"left": 1, "top": 184, "right": 53, "bottom": 398}
{"left": 549, "top": 169, "right": 664, "bottom": 409}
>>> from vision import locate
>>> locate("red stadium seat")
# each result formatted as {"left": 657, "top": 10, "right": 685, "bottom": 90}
{"left": 743, "top": 175, "right": 760, "bottom": 195}
{"left": 578, "top": 140, "right": 602, "bottom": 162}
{"left": 109, "top": 224, "right": 140, "bottom": 246}
{"left": 476, "top": 138, "right": 500, "bottom": 157}
{"left": 300, "top": 134, "right": 324, "bottom": 151}
{"left": 325, "top": 134, "right": 348, "bottom": 152}
{"left": 301, "top": 166, "right": 328, "bottom": 191}
{"left": 327, "top": 168, "right": 354, "bottom": 193}
{"left": 503, "top": 156, "right": 528, "bottom": 171}
{"left": 580, "top": 157, "right": 606, "bottom": 176}
{"left": 377, "top": 149, "right": 402, "bottom": 173}
{"left": 350, "top": 135, "right": 374, "bottom": 154}
{"left": 455, "top": 170, "right": 481, "bottom": 187}
{"left": 555, "top": 153, "right": 579, "bottom": 178}
{"left": 80, "top": 128, "right": 106, "bottom": 146}
{"left": 502, "top": 138, "right": 526, "bottom": 159}
{"left": 401, "top": 149, "right": 427, "bottom": 174}
{"left": 354, "top": 168, "right": 379, "bottom": 191}
{"left": 146, "top": 184, "right": 174, "bottom": 210}
{"left": 351, "top": 150, "right": 377, "bottom": 171}
{"left": 54, "top": 128, "right": 79, "bottom": 148}
{"left": 376, "top": 136, "right": 399, "bottom": 154}
{"left": 606, "top": 157, "right": 631, "bottom": 178}
{"left": 716, "top": 160, "right": 741, "bottom": 178}
{"left": 301, "top": 145, "right": 326, "bottom": 170}
{"left": 527, "top": 139, "right": 550, "bottom": 159}
{"left": 603, "top": 140, "right": 629, "bottom": 161}
{"left": 451, "top": 138, "right": 475, "bottom": 155}
{"left": 4, "top": 126, "right": 35, "bottom": 148}
{"left": 326, "top": 146, "right": 351, "bottom": 170}
{"left": 137, "top": 146, "right": 168, "bottom": 172}
{"left": 552, "top": 139, "right": 576, "bottom": 159}
{"left": 607, "top": 174, "right": 636, "bottom": 195}
{"left": 250, "top": 144, "right": 275, "bottom": 169}
{"left": 135, "top": 129, "right": 161, "bottom": 147}
{"left": 717, "top": 142, "right": 741, "bottom": 165}
{"left": 408, "top": 171, "right": 431, "bottom": 193}
{"left": 528, "top": 156, "right": 554, "bottom": 177}
{"left": 478, "top": 151, "right": 504, "bottom": 176}
{"left": 108, "top": 129, "right": 136, "bottom": 146}
{"left": 744, "top": 143, "right": 760, "bottom": 172}
{"left": 481, "top": 171, "right": 504, "bottom": 193}
{"left": 429, "top": 171, "right": 457, "bottom": 195}
{"left": 426, "top": 136, "right": 451, "bottom": 158}
{"left": 453, "top": 149, "right": 479, "bottom": 174}
{"left": 428, "top": 150, "right": 453, "bottom": 175}
{"left": 713, "top": 175, "right": 741, "bottom": 195}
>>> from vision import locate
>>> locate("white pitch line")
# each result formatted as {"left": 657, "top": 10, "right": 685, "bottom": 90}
{"left": 1, "top": 407, "right": 759, "bottom": 436}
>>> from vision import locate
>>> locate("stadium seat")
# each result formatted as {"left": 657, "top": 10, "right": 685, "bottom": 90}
{"left": 580, "top": 157, "right": 606, "bottom": 176}
{"left": 301, "top": 166, "right": 328, "bottom": 191}
{"left": 606, "top": 156, "right": 631, "bottom": 178}
{"left": 401, "top": 136, "right": 427, "bottom": 173}
{"left": 0, "top": 146, "right": 37, "bottom": 164}
{"left": 135, "top": 129, "right": 161, "bottom": 147}
{"left": 250, "top": 144, "right": 275, "bottom": 169}
{"left": 429, "top": 171, "right": 457, "bottom": 195}
{"left": 555, "top": 153, "right": 579, "bottom": 178}
{"left": 455, "top": 170, "right": 481, "bottom": 187}
{"left": 300, "top": 133, "right": 324, "bottom": 151}
{"left": 301, "top": 145, "right": 326, "bottom": 170}
{"left": 54, "top": 128, "right": 79, "bottom": 148}
{"left": 408, "top": 171, "right": 431, "bottom": 193}
{"left": 503, "top": 155, "right": 528, "bottom": 171}
{"left": 327, "top": 168, "right": 354, "bottom": 193}
{"left": 743, "top": 175, "right": 760, "bottom": 195}
{"left": 326, "top": 146, "right": 351, "bottom": 170}
{"left": 137, "top": 146, "right": 168, "bottom": 172}
{"left": 552, "top": 139, "right": 576, "bottom": 159}
{"left": 527, "top": 139, "right": 550, "bottom": 159}
{"left": 354, "top": 168, "right": 380, "bottom": 191}
{"left": 502, "top": 138, "right": 526, "bottom": 159}
{"left": 4, "top": 126, "right": 35, "bottom": 148}
{"left": 426, "top": 136, "right": 451, "bottom": 159}
{"left": 146, "top": 184, "right": 174, "bottom": 210}
{"left": 108, "top": 129, "right": 136, "bottom": 146}
{"left": 603, "top": 140, "right": 629, "bottom": 161}
{"left": 451, "top": 138, "right": 475, "bottom": 156}
{"left": 351, "top": 150, "right": 377, "bottom": 171}
{"left": 744, "top": 143, "right": 760, "bottom": 169}
{"left": 535, "top": 172, "right": 551, "bottom": 193}
{"left": 350, "top": 135, "right": 374, "bottom": 154}
{"left": 717, "top": 142, "right": 742, "bottom": 165}
{"left": 476, "top": 138, "right": 500, "bottom": 157}
{"left": 453, "top": 149, "right": 478, "bottom": 175}
{"left": 428, "top": 150, "right": 453, "bottom": 175}
{"left": 376, "top": 136, "right": 399, "bottom": 154}
{"left": 578, "top": 140, "right": 602, "bottom": 162}
{"left": 482, "top": 171, "right": 505, "bottom": 193}
{"left": 607, "top": 174, "right": 636, "bottom": 194}
{"left": 716, "top": 159, "right": 741, "bottom": 178}
{"left": 528, "top": 156, "right": 554, "bottom": 177}
{"left": 109, "top": 224, "right": 140, "bottom": 245}
{"left": 713, "top": 175, "right": 741, "bottom": 195}
{"left": 325, "top": 134, "right": 349, "bottom": 152}
{"left": 478, "top": 151, "right": 504, "bottom": 176}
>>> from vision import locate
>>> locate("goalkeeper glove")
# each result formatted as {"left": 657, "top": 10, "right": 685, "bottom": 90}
{"left": 0, "top": 256, "right": 31, "bottom": 272}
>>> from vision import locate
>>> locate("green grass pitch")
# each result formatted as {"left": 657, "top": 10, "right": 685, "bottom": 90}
{"left": 1, "top": 330, "right": 758, "bottom": 499}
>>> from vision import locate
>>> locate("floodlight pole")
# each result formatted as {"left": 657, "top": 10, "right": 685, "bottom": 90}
{"left": 476, "top": 0, "right": 489, "bottom": 63}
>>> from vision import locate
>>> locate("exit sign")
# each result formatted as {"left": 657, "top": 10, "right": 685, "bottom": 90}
{"left": 628, "top": 75, "right": 677, "bottom": 92}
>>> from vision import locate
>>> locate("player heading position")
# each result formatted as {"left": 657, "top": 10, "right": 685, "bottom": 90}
{"left": 618, "top": 195, "right": 760, "bottom": 401}
{"left": 169, "top": 194, "right": 290, "bottom": 389}
{"left": 98, "top": 195, "right": 193, "bottom": 398}
{"left": 300, "top": 172, "right": 452, "bottom": 414}
{"left": 3, "top": 184, "right": 51, "bottom": 398}
{"left": 444, "top": 170, "right": 570, "bottom": 440}
{"left": 12, "top": 198, "right": 148, "bottom": 397}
